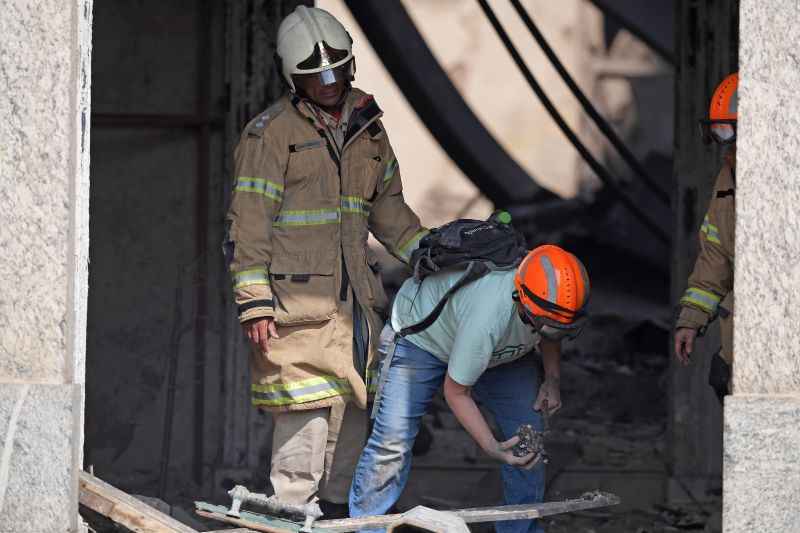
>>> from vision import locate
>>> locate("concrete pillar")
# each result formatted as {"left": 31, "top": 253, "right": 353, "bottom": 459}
{"left": 0, "top": 1, "right": 92, "bottom": 531}
{"left": 723, "top": 1, "right": 800, "bottom": 531}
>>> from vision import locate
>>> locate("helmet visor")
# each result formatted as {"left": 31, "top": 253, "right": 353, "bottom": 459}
{"left": 296, "top": 41, "right": 350, "bottom": 71}
{"left": 699, "top": 119, "right": 737, "bottom": 145}
{"left": 293, "top": 61, "right": 353, "bottom": 87}
{"left": 518, "top": 306, "right": 586, "bottom": 341}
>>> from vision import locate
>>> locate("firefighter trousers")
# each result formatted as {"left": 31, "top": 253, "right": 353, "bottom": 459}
{"left": 270, "top": 402, "right": 367, "bottom": 505}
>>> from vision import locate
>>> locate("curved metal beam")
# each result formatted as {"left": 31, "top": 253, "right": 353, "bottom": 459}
{"left": 477, "top": 0, "right": 669, "bottom": 245}
{"left": 343, "top": 0, "right": 555, "bottom": 207}
{"left": 510, "top": 0, "right": 670, "bottom": 206}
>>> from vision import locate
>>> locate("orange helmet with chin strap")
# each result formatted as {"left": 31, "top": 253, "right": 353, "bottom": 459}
{"left": 700, "top": 72, "right": 738, "bottom": 144}
{"left": 513, "top": 245, "right": 590, "bottom": 340}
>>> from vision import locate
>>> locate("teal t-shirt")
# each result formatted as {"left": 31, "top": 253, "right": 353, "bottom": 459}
{"left": 391, "top": 269, "right": 540, "bottom": 386}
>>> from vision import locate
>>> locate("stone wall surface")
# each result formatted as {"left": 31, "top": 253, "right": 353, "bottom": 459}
{"left": 0, "top": 384, "right": 81, "bottom": 532}
{"left": 734, "top": 0, "right": 800, "bottom": 394}
{"left": 723, "top": 396, "right": 800, "bottom": 532}
{"left": 0, "top": 0, "right": 92, "bottom": 531}
{"left": 0, "top": 0, "right": 74, "bottom": 382}
{"left": 725, "top": 1, "right": 800, "bottom": 532}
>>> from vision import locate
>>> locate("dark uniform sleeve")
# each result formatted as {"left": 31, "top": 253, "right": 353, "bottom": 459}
{"left": 225, "top": 117, "right": 288, "bottom": 323}
{"left": 368, "top": 137, "right": 428, "bottom": 264}
{"left": 676, "top": 166, "right": 735, "bottom": 330}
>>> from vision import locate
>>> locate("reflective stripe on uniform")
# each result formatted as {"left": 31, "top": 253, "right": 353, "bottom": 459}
{"left": 680, "top": 287, "right": 721, "bottom": 315}
{"left": 701, "top": 215, "right": 722, "bottom": 245}
{"left": 340, "top": 196, "right": 372, "bottom": 216}
{"left": 232, "top": 267, "right": 269, "bottom": 289}
{"left": 274, "top": 208, "right": 341, "bottom": 227}
{"left": 397, "top": 229, "right": 429, "bottom": 262}
{"left": 251, "top": 376, "right": 352, "bottom": 406}
{"left": 234, "top": 177, "right": 284, "bottom": 202}
{"left": 366, "top": 368, "right": 379, "bottom": 394}
{"left": 274, "top": 197, "right": 372, "bottom": 225}
{"left": 383, "top": 157, "right": 398, "bottom": 184}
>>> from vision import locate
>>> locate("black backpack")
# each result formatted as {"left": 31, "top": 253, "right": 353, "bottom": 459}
{"left": 399, "top": 212, "right": 527, "bottom": 337}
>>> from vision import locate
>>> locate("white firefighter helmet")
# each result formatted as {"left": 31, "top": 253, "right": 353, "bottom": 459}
{"left": 276, "top": 6, "right": 355, "bottom": 92}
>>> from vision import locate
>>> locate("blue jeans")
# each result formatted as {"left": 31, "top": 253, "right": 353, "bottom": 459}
{"left": 349, "top": 338, "right": 545, "bottom": 533}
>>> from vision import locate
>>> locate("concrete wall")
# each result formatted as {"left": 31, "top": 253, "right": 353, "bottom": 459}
{"left": 0, "top": 0, "right": 92, "bottom": 531}
{"left": 724, "top": 1, "right": 800, "bottom": 530}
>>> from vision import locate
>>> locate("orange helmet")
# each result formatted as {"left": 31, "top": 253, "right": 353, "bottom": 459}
{"left": 514, "top": 245, "right": 590, "bottom": 340}
{"left": 700, "top": 72, "right": 738, "bottom": 144}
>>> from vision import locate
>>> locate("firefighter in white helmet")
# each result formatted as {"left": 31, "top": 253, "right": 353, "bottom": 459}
{"left": 224, "top": 6, "right": 427, "bottom": 517}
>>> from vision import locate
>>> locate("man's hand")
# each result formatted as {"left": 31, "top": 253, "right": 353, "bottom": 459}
{"left": 674, "top": 327, "right": 697, "bottom": 366}
{"left": 242, "top": 317, "right": 279, "bottom": 354}
{"left": 484, "top": 436, "right": 543, "bottom": 470}
{"left": 533, "top": 378, "right": 561, "bottom": 416}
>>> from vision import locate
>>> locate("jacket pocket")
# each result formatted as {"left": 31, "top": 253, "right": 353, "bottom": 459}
{"left": 270, "top": 251, "right": 337, "bottom": 325}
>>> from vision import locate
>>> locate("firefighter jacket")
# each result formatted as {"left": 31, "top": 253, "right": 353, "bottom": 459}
{"left": 224, "top": 89, "right": 427, "bottom": 412}
{"left": 676, "top": 162, "right": 735, "bottom": 364}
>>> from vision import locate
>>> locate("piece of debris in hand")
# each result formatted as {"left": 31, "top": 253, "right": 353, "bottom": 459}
{"left": 512, "top": 424, "right": 548, "bottom": 463}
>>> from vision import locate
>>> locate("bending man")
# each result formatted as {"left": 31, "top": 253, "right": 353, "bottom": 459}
{"left": 349, "top": 245, "right": 590, "bottom": 533}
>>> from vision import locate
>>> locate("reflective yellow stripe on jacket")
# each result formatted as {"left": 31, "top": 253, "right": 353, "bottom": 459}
{"left": 680, "top": 287, "right": 721, "bottom": 315}
{"left": 397, "top": 229, "right": 429, "bottom": 262}
{"left": 366, "top": 368, "right": 379, "bottom": 394}
{"left": 274, "top": 197, "right": 373, "bottom": 227}
{"left": 232, "top": 267, "right": 269, "bottom": 289}
{"left": 340, "top": 195, "right": 372, "bottom": 216}
{"left": 700, "top": 215, "right": 721, "bottom": 245}
{"left": 383, "top": 157, "right": 398, "bottom": 184}
{"left": 251, "top": 376, "right": 352, "bottom": 407}
{"left": 234, "top": 176, "right": 284, "bottom": 203}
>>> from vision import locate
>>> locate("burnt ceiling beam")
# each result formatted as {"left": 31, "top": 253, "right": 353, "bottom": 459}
{"left": 343, "top": 0, "right": 555, "bottom": 207}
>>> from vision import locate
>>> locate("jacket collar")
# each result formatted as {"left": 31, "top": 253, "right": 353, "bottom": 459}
{"left": 290, "top": 89, "right": 383, "bottom": 151}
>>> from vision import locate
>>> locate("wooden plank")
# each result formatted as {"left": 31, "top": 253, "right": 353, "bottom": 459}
{"left": 196, "top": 492, "right": 620, "bottom": 533}
{"left": 79, "top": 471, "right": 197, "bottom": 533}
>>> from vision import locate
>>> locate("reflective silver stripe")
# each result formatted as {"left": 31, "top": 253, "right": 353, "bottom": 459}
{"left": 232, "top": 268, "right": 269, "bottom": 289}
{"left": 397, "top": 230, "right": 429, "bottom": 262}
{"left": 383, "top": 157, "right": 398, "bottom": 183}
{"left": 681, "top": 288, "right": 721, "bottom": 314}
{"left": 540, "top": 255, "right": 558, "bottom": 304}
{"left": 273, "top": 209, "right": 341, "bottom": 227}
{"left": 340, "top": 196, "right": 371, "bottom": 216}
{"left": 700, "top": 216, "right": 721, "bottom": 245}
{"left": 251, "top": 378, "right": 352, "bottom": 406}
{"left": 234, "top": 177, "right": 283, "bottom": 202}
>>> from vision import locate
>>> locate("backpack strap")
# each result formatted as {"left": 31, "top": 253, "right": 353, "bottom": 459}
{"left": 399, "top": 261, "right": 490, "bottom": 337}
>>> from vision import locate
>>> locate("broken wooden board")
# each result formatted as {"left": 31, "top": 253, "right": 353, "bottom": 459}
{"left": 79, "top": 470, "right": 198, "bottom": 533}
{"left": 196, "top": 491, "right": 620, "bottom": 532}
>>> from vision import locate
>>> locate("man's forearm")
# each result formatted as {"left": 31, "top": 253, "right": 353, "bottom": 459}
{"left": 444, "top": 376, "right": 496, "bottom": 452}
{"left": 540, "top": 338, "right": 561, "bottom": 381}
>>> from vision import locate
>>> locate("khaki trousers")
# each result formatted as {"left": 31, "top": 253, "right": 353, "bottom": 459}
{"left": 270, "top": 402, "right": 367, "bottom": 505}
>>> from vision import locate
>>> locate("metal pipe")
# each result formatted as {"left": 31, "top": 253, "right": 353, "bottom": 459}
{"left": 509, "top": 0, "right": 669, "bottom": 206}
{"left": 476, "top": 0, "right": 669, "bottom": 245}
